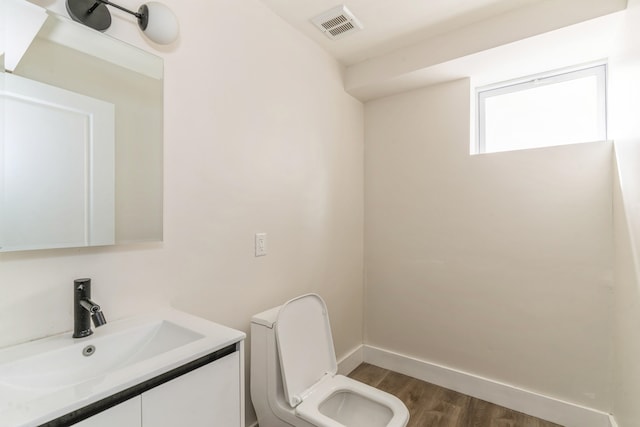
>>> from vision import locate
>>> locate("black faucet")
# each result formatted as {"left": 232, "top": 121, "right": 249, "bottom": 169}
{"left": 73, "top": 278, "right": 107, "bottom": 338}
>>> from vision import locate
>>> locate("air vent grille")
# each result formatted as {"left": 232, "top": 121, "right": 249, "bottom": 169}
{"left": 329, "top": 22, "right": 354, "bottom": 37}
{"left": 322, "top": 15, "right": 347, "bottom": 30}
{"left": 311, "top": 5, "right": 363, "bottom": 40}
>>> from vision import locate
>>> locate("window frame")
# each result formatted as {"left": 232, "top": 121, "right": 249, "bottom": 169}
{"left": 475, "top": 63, "right": 608, "bottom": 154}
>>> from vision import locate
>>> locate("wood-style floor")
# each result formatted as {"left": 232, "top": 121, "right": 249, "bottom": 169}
{"left": 348, "top": 363, "right": 563, "bottom": 427}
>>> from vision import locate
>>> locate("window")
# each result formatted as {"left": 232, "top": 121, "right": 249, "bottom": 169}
{"left": 476, "top": 64, "right": 607, "bottom": 154}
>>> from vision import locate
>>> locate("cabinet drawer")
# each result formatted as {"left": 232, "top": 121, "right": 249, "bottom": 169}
{"left": 142, "top": 351, "right": 240, "bottom": 426}
{"left": 74, "top": 397, "right": 141, "bottom": 427}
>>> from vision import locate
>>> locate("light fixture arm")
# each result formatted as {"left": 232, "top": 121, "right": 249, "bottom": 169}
{"left": 86, "top": 0, "right": 149, "bottom": 29}
{"left": 88, "top": 1, "right": 139, "bottom": 18}
{"left": 66, "top": 0, "right": 177, "bottom": 44}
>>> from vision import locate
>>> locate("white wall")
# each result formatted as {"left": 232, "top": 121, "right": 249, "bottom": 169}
{"left": 0, "top": 1, "right": 364, "bottom": 424}
{"left": 364, "top": 78, "right": 614, "bottom": 410}
{"left": 609, "top": 1, "right": 640, "bottom": 425}
{"left": 612, "top": 143, "right": 640, "bottom": 427}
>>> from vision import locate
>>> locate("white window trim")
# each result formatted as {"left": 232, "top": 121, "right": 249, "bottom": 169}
{"left": 475, "top": 63, "right": 608, "bottom": 154}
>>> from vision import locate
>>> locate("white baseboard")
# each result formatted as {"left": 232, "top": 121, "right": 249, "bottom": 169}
{"left": 337, "top": 345, "right": 364, "bottom": 375}
{"left": 363, "top": 345, "right": 612, "bottom": 427}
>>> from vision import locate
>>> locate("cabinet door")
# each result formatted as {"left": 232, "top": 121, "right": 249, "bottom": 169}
{"left": 74, "top": 396, "right": 141, "bottom": 427}
{"left": 142, "top": 351, "right": 241, "bottom": 427}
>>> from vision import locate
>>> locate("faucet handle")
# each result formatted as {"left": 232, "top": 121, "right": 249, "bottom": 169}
{"left": 74, "top": 278, "right": 91, "bottom": 292}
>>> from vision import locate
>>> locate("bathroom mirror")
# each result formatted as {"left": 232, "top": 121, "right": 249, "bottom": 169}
{"left": 1, "top": 3, "right": 163, "bottom": 252}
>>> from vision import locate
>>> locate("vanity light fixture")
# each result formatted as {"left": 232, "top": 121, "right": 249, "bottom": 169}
{"left": 65, "top": 0, "right": 179, "bottom": 45}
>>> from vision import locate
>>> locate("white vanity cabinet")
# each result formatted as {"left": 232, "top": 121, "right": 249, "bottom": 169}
{"left": 0, "top": 310, "right": 246, "bottom": 427}
{"left": 64, "top": 344, "right": 243, "bottom": 427}
{"left": 142, "top": 350, "right": 241, "bottom": 426}
{"left": 74, "top": 397, "right": 141, "bottom": 427}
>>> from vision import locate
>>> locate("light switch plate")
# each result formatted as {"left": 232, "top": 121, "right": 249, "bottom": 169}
{"left": 255, "top": 233, "right": 267, "bottom": 257}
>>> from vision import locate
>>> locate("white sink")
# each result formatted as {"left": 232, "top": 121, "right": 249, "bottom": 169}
{"left": 0, "top": 309, "right": 245, "bottom": 427}
{"left": 0, "top": 320, "right": 203, "bottom": 390}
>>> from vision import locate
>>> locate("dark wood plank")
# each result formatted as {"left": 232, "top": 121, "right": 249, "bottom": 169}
{"left": 348, "top": 363, "right": 563, "bottom": 427}
{"left": 348, "top": 362, "right": 390, "bottom": 387}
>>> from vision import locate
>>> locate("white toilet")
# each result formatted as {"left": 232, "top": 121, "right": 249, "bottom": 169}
{"left": 250, "top": 294, "right": 409, "bottom": 427}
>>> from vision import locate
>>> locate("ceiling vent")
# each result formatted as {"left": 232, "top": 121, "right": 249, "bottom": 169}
{"left": 311, "top": 5, "right": 363, "bottom": 40}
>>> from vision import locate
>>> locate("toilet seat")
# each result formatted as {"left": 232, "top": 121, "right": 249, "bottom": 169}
{"left": 275, "top": 294, "right": 338, "bottom": 407}
{"left": 274, "top": 294, "right": 409, "bottom": 427}
{"left": 295, "top": 374, "right": 409, "bottom": 427}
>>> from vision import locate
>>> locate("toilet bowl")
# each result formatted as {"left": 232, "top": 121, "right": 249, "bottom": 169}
{"left": 250, "top": 294, "right": 409, "bottom": 427}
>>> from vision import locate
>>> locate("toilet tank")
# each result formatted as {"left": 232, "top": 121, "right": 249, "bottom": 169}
{"left": 250, "top": 304, "right": 280, "bottom": 391}
{"left": 250, "top": 305, "right": 282, "bottom": 426}
{"left": 251, "top": 306, "right": 280, "bottom": 329}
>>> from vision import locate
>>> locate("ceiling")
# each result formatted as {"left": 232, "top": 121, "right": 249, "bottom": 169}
{"left": 259, "top": 0, "right": 545, "bottom": 66}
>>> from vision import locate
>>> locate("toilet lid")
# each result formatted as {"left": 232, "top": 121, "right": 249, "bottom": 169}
{"left": 275, "top": 294, "right": 337, "bottom": 408}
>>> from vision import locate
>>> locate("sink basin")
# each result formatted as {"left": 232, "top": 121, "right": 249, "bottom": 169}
{"left": 0, "top": 309, "right": 245, "bottom": 427}
{"left": 0, "top": 320, "right": 203, "bottom": 390}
